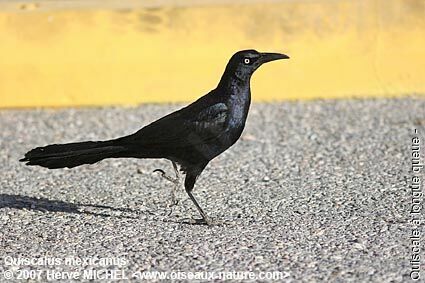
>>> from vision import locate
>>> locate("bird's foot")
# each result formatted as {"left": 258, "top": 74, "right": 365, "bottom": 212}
{"left": 166, "top": 198, "right": 180, "bottom": 217}
{"left": 179, "top": 216, "right": 212, "bottom": 226}
{"left": 167, "top": 197, "right": 179, "bottom": 208}
{"left": 153, "top": 168, "right": 179, "bottom": 185}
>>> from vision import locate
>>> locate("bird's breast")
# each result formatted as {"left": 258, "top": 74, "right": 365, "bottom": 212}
{"left": 226, "top": 91, "right": 251, "bottom": 140}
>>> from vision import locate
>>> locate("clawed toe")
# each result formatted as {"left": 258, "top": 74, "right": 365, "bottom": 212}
{"left": 179, "top": 216, "right": 212, "bottom": 226}
{"left": 153, "top": 168, "right": 179, "bottom": 185}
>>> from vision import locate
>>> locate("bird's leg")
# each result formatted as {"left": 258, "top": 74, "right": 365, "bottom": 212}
{"left": 184, "top": 172, "right": 210, "bottom": 225}
{"left": 186, "top": 191, "right": 209, "bottom": 224}
{"left": 169, "top": 161, "right": 180, "bottom": 207}
{"left": 153, "top": 161, "right": 181, "bottom": 208}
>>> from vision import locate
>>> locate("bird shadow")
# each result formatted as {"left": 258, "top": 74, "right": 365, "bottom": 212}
{"left": 0, "top": 193, "right": 144, "bottom": 219}
{"left": 0, "top": 194, "right": 228, "bottom": 226}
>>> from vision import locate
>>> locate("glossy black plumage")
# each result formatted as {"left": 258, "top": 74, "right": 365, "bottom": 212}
{"left": 20, "top": 49, "right": 289, "bottom": 224}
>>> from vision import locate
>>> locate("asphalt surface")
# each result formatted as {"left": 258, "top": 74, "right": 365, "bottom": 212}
{"left": 0, "top": 97, "right": 424, "bottom": 282}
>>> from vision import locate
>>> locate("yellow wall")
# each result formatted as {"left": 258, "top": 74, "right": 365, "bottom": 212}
{"left": 0, "top": 0, "right": 424, "bottom": 108}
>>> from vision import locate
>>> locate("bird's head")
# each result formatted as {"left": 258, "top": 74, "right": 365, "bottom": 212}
{"left": 222, "top": 49, "right": 289, "bottom": 83}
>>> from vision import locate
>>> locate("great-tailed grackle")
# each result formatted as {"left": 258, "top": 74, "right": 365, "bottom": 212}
{"left": 20, "top": 49, "right": 289, "bottom": 224}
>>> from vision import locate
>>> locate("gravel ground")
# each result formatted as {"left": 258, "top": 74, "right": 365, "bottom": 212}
{"left": 0, "top": 97, "right": 424, "bottom": 282}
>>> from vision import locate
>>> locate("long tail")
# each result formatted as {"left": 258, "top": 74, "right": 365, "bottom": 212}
{"left": 20, "top": 140, "right": 129, "bottom": 169}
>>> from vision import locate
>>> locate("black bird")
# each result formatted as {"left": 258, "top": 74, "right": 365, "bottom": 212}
{"left": 20, "top": 49, "right": 289, "bottom": 224}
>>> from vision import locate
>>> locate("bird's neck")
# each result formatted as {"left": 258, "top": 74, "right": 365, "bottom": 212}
{"left": 218, "top": 71, "right": 252, "bottom": 123}
{"left": 217, "top": 70, "right": 252, "bottom": 97}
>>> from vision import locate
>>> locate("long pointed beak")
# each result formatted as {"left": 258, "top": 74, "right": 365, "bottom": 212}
{"left": 260, "top": 52, "right": 290, "bottom": 63}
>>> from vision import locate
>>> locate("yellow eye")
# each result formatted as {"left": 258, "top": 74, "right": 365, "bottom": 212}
{"left": 244, "top": 58, "right": 250, "bottom": 64}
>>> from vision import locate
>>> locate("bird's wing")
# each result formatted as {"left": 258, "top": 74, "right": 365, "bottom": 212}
{"left": 130, "top": 102, "right": 228, "bottom": 148}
